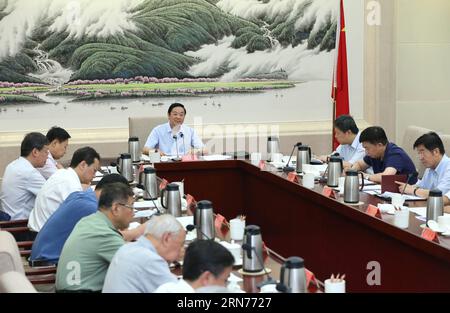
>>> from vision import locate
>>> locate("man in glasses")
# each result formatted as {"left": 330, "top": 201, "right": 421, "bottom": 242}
{"left": 56, "top": 182, "right": 135, "bottom": 293}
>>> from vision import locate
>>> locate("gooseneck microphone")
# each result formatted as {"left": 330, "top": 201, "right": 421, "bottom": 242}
{"left": 318, "top": 152, "right": 340, "bottom": 184}
{"left": 283, "top": 142, "right": 302, "bottom": 173}
{"left": 400, "top": 171, "right": 419, "bottom": 196}
{"left": 136, "top": 184, "right": 161, "bottom": 215}
{"left": 179, "top": 132, "right": 186, "bottom": 156}
{"left": 172, "top": 134, "right": 181, "bottom": 162}
{"left": 241, "top": 243, "right": 276, "bottom": 288}
{"left": 186, "top": 224, "right": 213, "bottom": 240}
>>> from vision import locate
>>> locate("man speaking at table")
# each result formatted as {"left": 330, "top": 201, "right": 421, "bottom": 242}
{"left": 143, "top": 103, "right": 205, "bottom": 157}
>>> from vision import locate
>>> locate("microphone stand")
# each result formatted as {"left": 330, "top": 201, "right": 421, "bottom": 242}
{"left": 186, "top": 224, "right": 213, "bottom": 240}
{"left": 172, "top": 134, "right": 181, "bottom": 162}
{"left": 400, "top": 172, "right": 418, "bottom": 196}
{"left": 283, "top": 142, "right": 302, "bottom": 173}
{"left": 135, "top": 184, "right": 162, "bottom": 215}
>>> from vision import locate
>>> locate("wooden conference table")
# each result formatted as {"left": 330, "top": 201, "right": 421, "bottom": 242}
{"left": 153, "top": 159, "right": 450, "bottom": 292}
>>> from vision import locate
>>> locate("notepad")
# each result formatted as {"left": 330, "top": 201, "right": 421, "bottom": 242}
{"left": 381, "top": 174, "right": 407, "bottom": 193}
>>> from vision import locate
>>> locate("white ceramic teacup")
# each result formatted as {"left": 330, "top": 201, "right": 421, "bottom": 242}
{"left": 271, "top": 153, "right": 283, "bottom": 163}
{"left": 324, "top": 279, "right": 346, "bottom": 293}
{"left": 251, "top": 152, "right": 262, "bottom": 165}
{"left": 302, "top": 173, "right": 315, "bottom": 189}
{"left": 173, "top": 181, "right": 184, "bottom": 197}
{"left": 394, "top": 208, "right": 409, "bottom": 229}
{"left": 230, "top": 218, "right": 246, "bottom": 241}
{"left": 438, "top": 215, "right": 450, "bottom": 232}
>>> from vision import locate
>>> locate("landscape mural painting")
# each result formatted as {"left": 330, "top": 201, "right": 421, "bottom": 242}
{"left": 0, "top": 0, "right": 338, "bottom": 131}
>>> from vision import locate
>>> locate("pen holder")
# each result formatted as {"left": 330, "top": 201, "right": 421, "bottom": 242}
{"left": 324, "top": 279, "right": 346, "bottom": 293}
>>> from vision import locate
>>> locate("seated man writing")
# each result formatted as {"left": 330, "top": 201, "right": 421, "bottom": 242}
{"left": 396, "top": 132, "right": 450, "bottom": 198}
{"left": 351, "top": 126, "right": 417, "bottom": 184}
{"left": 143, "top": 102, "right": 205, "bottom": 156}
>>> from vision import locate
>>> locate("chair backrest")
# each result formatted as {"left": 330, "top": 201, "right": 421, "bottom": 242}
{"left": 0, "top": 231, "right": 25, "bottom": 275}
{"left": 440, "top": 134, "right": 450, "bottom": 159}
{"left": 402, "top": 125, "right": 432, "bottom": 178}
{"left": 128, "top": 116, "right": 167, "bottom": 151}
{"left": 0, "top": 271, "right": 37, "bottom": 293}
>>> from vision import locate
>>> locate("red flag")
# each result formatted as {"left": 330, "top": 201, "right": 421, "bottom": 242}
{"left": 332, "top": 0, "right": 350, "bottom": 150}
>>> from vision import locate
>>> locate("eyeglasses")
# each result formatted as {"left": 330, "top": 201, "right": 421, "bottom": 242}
{"left": 117, "top": 203, "right": 134, "bottom": 211}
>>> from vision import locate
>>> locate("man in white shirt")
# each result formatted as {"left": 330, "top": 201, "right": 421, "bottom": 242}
{"left": 0, "top": 133, "right": 49, "bottom": 221}
{"left": 397, "top": 132, "right": 450, "bottom": 198}
{"left": 318, "top": 115, "right": 366, "bottom": 171}
{"left": 143, "top": 103, "right": 205, "bottom": 156}
{"left": 103, "top": 214, "right": 185, "bottom": 293}
{"left": 155, "top": 239, "right": 234, "bottom": 293}
{"left": 28, "top": 146, "right": 100, "bottom": 232}
{"left": 37, "top": 126, "right": 71, "bottom": 179}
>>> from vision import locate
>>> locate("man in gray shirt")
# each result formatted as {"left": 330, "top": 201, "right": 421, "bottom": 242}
{"left": 102, "top": 214, "right": 186, "bottom": 293}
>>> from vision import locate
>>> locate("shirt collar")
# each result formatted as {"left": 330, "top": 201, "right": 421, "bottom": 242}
{"left": 165, "top": 122, "right": 186, "bottom": 135}
{"left": 351, "top": 132, "right": 361, "bottom": 149}
{"left": 96, "top": 211, "right": 123, "bottom": 236}
{"left": 136, "top": 236, "right": 157, "bottom": 253}
{"left": 434, "top": 154, "right": 449, "bottom": 174}
{"left": 48, "top": 151, "right": 56, "bottom": 165}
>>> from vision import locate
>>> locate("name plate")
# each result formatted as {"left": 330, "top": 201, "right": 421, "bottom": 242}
{"left": 322, "top": 186, "right": 337, "bottom": 199}
{"left": 287, "top": 172, "right": 299, "bottom": 183}
{"left": 259, "top": 160, "right": 266, "bottom": 170}
{"left": 365, "top": 204, "right": 382, "bottom": 219}
{"left": 421, "top": 228, "right": 440, "bottom": 243}
{"left": 182, "top": 154, "right": 199, "bottom": 162}
{"left": 306, "top": 269, "right": 318, "bottom": 288}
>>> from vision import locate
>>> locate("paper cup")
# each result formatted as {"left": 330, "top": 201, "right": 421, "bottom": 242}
{"left": 230, "top": 218, "right": 246, "bottom": 241}
{"left": 302, "top": 173, "right": 315, "bottom": 189}
{"left": 220, "top": 241, "right": 241, "bottom": 265}
{"left": 324, "top": 279, "right": 346, "bottom": 293}
{"left": 172, "top": 181, "right": 184, "bottom": 197}
{"left": 394, "top": 208, "right": 409, "bottom": 229}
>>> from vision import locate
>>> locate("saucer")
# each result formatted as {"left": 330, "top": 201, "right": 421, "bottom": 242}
{"left": 238, "top": 268, "right": 272, "bottom": 276}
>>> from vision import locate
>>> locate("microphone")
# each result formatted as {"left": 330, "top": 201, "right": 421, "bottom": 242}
{"left": 186, "top": 224, "right": 213, "bottom": 240}
{"left": 318, "top": 152, "right": 340, "bottom": 184}
{"left": 241, "top": 243, "right": 276, "bottom": 288}
{"left": 172, "top": 134, "right": 181, "bottom": 162}
{"left": 400, "top": 171, "right": 419, "bottom": 196}
{"left": 282, "top": 142, "right": 302, "bottom": 173}
{"left": 179, "top": 132, "right": 187, "bottom": 156}
{"left": 136, "top": 184, "right": 161, "bottom": 215}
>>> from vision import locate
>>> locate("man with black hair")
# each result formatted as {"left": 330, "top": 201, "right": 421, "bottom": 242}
{"left": 29, "top": 146, "right": 101, "bottom": 232}
{"left": 351, "top": 126, "right": 417, "bottom": 184}
{"left": 155, "top": 240, "right": 234, "bottom": 293}
{"left": 30, "top": 174, "right": 146, "bottom": 265}
{"left": 396, "top": 132, "right": 450, "bottom": 198}
{"left": 318, "top": 115, "right": 365, "bottom": 170}
{"left": 143, "top": 102, "right": 205, "bottom": 156}
{"left": 56, "top": 182, "right": 135, "bottom": 292}
{"left": 0, "top": 132, "right": 48, "bottom": 221}
{"left": 37, "top": 126, "right": 71, "bottom": 179}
